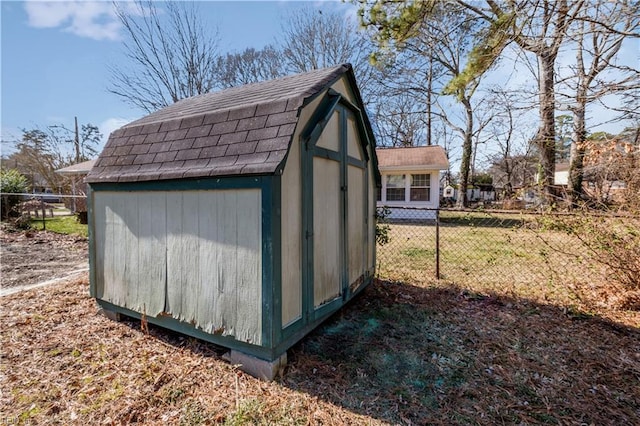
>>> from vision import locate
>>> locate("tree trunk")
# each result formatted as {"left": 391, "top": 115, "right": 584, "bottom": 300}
{"left": 569, "top": 102, "right": 586, "bottom": 206}
{"left": 536, "top": 52, "right": 557, "bottom": 203}
{"left": 504, "top": 158, "right": 513, "bottom": 199}
{"left": 456, "top": 97, "right": 474, "bottom": 208}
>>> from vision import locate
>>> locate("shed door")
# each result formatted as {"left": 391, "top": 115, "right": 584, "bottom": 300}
{"left": 305, "top": 104, "right": 369, "bottom": 319}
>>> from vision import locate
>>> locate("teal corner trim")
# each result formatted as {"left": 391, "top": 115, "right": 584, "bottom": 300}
{"left": 260, "top": 176, "right": 274, "bottom": 349}
{"left": 261, "top": 174, "right": 283, "bottom": 349}
{"left": 301, "top": 137, "right": 313, "bottom": 326}
{"left": 272, "top": 178, "right": 283, "bottom": 344}
{"left": 339, "top": 106, "right": 349, "bottom": 302}
{"left": 87, "top": 186, "right": 96, "bottom": 298}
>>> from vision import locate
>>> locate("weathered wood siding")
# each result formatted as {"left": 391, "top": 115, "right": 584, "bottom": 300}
{"left": 346, "top": 115, "right": 367, "bottom": 286}
{"left": 347, "top": 165, "right": 366, "bottom": 284}
{"left": 280, "top": 93, "right": 324, "bottom": 327}
{"left": 313, "top": 156, "right": 342, "bottom": 307}
{"left": 93, "top": 189, "right": 262, "bottom": 345}
{"left": 367, "top": 145, "right": 376, "bottom": 273}
{"left": 280, "top": 135, "right": 303, "bottom": 326}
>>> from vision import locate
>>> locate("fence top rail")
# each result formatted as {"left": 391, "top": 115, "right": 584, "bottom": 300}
{"left": 0, "top": 192, "right": 88, "bottom": 199}
{"left": 439, "top": 208, "right": 640, "bottom": 219}
{"left": 377, "top": 205, "right": 640, "bottom": 219}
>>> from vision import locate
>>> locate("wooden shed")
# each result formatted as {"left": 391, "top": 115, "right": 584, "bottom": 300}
{"left": 86, "top": 64, "right": 380, "bottom": 379}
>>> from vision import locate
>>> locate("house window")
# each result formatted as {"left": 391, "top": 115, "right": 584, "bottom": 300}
{"left": 410, "top": 174, "right": 430, "bottom": 202}
{"left": 386, "top": 174, "right": 405, "bottom": 201}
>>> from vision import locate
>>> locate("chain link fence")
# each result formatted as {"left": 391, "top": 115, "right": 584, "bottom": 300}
{"left": 374, "top": 207, "right": 640, "bottom": 300}
{"left": 1, "top": 192, "right": 88, "bottom": 230}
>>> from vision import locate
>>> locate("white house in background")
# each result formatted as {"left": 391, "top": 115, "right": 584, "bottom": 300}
{"left": 375, "top": 146, "right": 449, "bottom": 220}
{"left": 554, "top": 162, "right": 570, "bottom": 185}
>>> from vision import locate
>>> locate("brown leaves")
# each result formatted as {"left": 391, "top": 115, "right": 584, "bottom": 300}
{"left": 1, "top": 271, "right": 639, "bottom": 424}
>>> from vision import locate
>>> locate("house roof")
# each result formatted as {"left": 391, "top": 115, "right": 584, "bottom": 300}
{"left": 555, "top": 162, "right": 570, "bottom": 173}
{"left": 86, "top": 64, "right": 352, "bottom": 183}
{"left": 375, "top": 146, "right": 449, "bottom": 171}
{"left": 56, "top": 159, "right": 97, "bottom": 175}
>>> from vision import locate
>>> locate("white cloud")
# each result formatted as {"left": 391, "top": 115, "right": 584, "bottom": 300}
{"left": 24, "top": 1, "right": 122, "bottom": 41}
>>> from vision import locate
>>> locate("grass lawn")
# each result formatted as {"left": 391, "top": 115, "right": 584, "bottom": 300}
{"left": 376, "top": 212, "right": 605, "bottom": 308}
{"left": 30, "top": 215, "right": 88, "bottom": 238}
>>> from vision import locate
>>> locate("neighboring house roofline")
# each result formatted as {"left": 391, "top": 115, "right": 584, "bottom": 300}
{"left": 375, "top": 145, "right": 449, "bottom": 171}
{"left": 55, "top": 159, "right": 97, "bottom": 176}
{"left": 378, "top": 165, "right": 448, "bottom": 172}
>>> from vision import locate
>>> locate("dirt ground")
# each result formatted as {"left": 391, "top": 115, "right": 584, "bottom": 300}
{"left": 0, "top": 229, "right": 88, "bottom": 290}
{"left": 1, "top": 276, "right": 639, "bottom": 425}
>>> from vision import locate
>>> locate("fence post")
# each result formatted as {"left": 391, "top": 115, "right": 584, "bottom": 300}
{"left": 40, "top": 196, "right": 46, "bottom": 231}
{"left": 435, "top": 208, "right": 440, "bottom": 280}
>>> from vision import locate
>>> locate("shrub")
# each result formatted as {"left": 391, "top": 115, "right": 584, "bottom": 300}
{"left": 0, "top": 169, "right": 29, "bottom": 220}
{"left": 538, "top": 211, "right": 640, "bottom": 308}
{"left": 13, "top": 214, "right": 32, "bottom": 230}
{"left": 375, "top": 206, "right": 391, "bottom": 246}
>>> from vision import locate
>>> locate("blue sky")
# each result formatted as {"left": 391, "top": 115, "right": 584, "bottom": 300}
{"left": 1, "top": 0, "right": 354, "bottom": 155}
{"left": 1, "top": 1, "right": 637, "bottom": 162}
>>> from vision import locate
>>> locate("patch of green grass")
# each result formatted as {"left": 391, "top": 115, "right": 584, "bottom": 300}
{"left": 30, "top": 215, "right": 88, "bottom": 237}
{"left": 401, "top": 247, "right": 434, "bottom": 258}
{"left": 18, "top": 404, "right": 41, "bottom": 422}
{"left": 163, "top": 387, "right": 186, "bottom": 404}
{"left": 376, "top": 211, "right": 592, "bottom": 304}
{"left": 224, "top": 399, "right": 264, "bottom": 426}
{"left": 224, "top": 399, "right": 306, "bottom": 426}
{"left": 179, "top": 400, "right": 209, "bottom": 426}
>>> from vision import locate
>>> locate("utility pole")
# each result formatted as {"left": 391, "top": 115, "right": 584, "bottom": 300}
{"left": 426, "top": 56, "right": 433, "bottom": 146}
{"left": 74, "top": 116, "right": 80, "bottom": 163}
{"left": 73, "top": 116, "right": 80, "bottom": 213}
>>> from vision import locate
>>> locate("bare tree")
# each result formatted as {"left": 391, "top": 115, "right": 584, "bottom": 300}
{"left": 280, "top": 8, "right": 375, "bottom": 100}
{"left": 482, "top": 88, "right": 538, "bottom": 198}
{"left": 559, "top": 0, "right": 640, "bottom": 205}
{"left": 360, "top": 2, "right": 502, "bottom": 207}
{"left": 6, "top": 123, "right": 101, "bottom": 193}
{"left": 365, "top": 29, "right": 448, "bottom": 147}
{"left": 214, "top": 46, "right": 285, "bottom": 89}
{"left": 370, "top": 91, "right": 427, "bottom": 147}
{"left": 416, "top": 5, "right": 486, "bottom": 208}
{"left": 109, "top": 1, "right": 220, "bottom": 112}
{"left": 50, "top": 120, "right": 101, "bottom": 163}
{"left": 359, "top": 0, "right": 586, "bottom": 202}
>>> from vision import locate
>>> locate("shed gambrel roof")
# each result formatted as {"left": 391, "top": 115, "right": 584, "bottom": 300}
{"left": 87, "top": 64, "right": 357, "bottom": 183}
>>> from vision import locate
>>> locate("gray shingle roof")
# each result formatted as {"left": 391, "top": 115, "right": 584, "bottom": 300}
{"left": 87, "top": 64, "right": 351, "bottom": 183}
{"left": 376, "top": 146, "right": 449, "bottom": 170}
